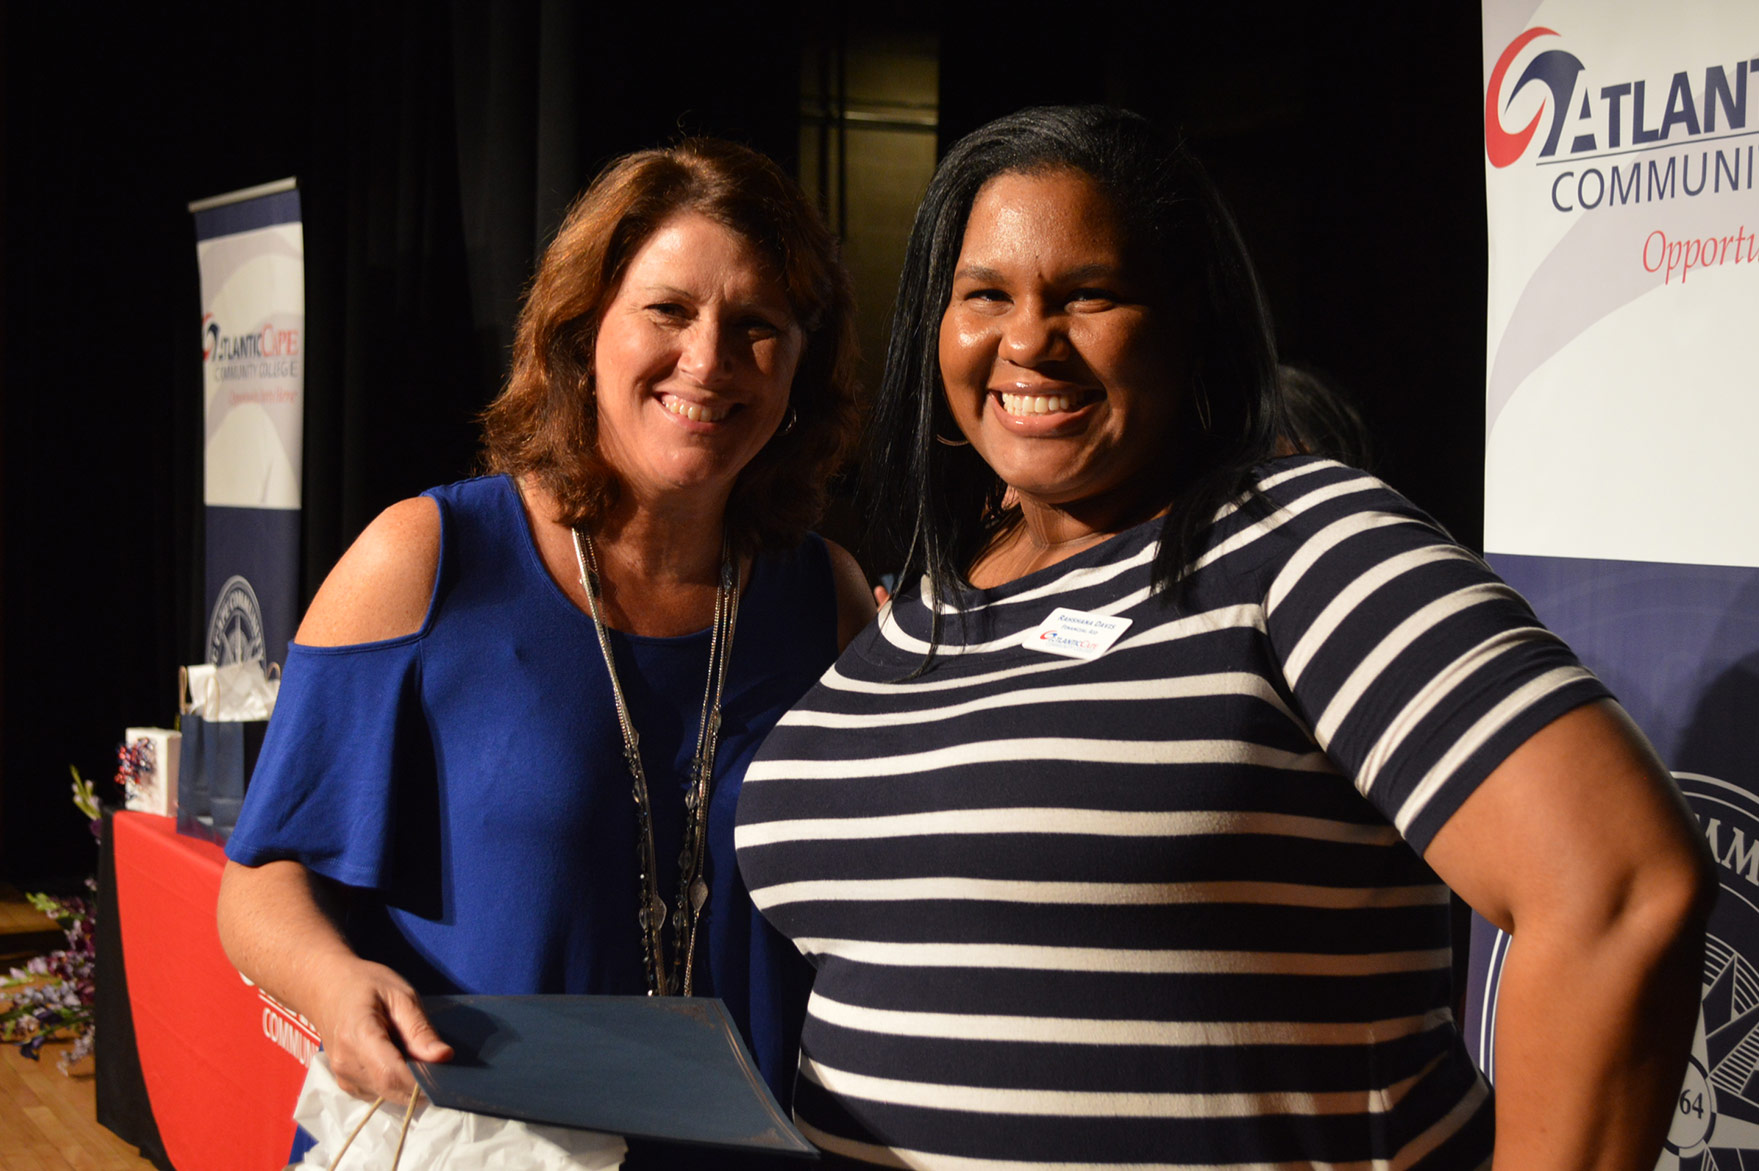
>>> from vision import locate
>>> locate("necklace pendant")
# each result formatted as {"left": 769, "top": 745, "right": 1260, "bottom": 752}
{"left": 688, "top": 878, "right": 709, "bottom": 914}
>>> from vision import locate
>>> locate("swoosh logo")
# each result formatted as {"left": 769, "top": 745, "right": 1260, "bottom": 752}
{"left": 1485, "top": 27, "right": 1558, "bottom": 168}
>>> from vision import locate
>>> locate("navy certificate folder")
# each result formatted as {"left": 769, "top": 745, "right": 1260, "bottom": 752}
{"left": 409, "top": 995, "right": 816, "bottom": 1158}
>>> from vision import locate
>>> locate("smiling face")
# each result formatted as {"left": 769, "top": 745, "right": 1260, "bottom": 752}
{"left": 938, "top": 168, "right": 1189, "bottom": 524}
{"left": 592, "top": 212, "right": 805, "bottom": 510}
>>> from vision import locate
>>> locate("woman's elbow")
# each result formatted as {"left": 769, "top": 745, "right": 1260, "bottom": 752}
{"left": 1616, "top": 829, "right": 1715, "bottom": 976}
{"left": 215, "top": 857, "right": 331, "bottom": 978}
{"left": 214, "top": 860, "right": 261, "bottom": 971}
{"left": 1665, "top": 826, "right": 1716, "bottom": 944}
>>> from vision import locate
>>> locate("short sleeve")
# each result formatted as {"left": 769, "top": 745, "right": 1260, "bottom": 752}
{"left": 224, "top": 636, "right": 427, "bottom": 891}
{"left": 1255, "top": 461, "right": 1611, "bottom": 853}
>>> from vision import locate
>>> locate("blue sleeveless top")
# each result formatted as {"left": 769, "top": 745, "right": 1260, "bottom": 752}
{"left": 227, "top": 475, "right": 834, "bottom": 1107}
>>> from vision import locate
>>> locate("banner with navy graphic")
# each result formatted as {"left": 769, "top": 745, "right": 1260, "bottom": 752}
{"left": 1470, "top": 3, "right": 1759, "bottom": 1166}
{"left": 192, "top": 179, "right": 303, "bottom": 670}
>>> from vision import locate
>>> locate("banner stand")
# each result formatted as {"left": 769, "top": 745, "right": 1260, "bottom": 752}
{"left": 191, "top": 178, "right": 305, "bottom": 673}
{"left": 1471, "top": 5, "right": 1759, "bottom": 1165}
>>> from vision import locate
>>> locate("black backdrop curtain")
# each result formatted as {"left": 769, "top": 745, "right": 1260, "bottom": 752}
{"left": 1, "top": 0, "right": 802, "bottom": 884}
{"left": 2, "top": 2, "right": 1486, "bottom": 885}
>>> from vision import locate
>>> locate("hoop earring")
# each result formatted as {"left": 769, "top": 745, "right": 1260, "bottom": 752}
{"left": 932, "top": 400, "right": 970, "bottom": 446}
{"left": 779, "top": 404, "right": 797, "bottom": 435}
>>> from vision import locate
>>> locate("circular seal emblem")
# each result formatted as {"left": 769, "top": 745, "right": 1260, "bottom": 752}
{"left": 1660, "top": 772, "right": 1759, "bottom": 1167}
{"left": 207, "top": 574, "right": 266, "bottom": 665}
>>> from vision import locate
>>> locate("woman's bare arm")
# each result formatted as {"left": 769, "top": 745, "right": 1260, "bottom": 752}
{"left": 216, "top": 496, "right": 451, "bottom": 1100}
{"left": 1424, "top": 699, "right": 1714, "bottom": 1171}
{"left": 217, "top": 860, "right": 452, "bottom": 1099}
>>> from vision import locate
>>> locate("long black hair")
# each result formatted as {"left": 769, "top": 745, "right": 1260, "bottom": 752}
{"left": 864, "top": 105, "right": 1283, "bottom": 632}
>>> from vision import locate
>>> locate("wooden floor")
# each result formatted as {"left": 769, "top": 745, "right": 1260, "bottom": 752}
{"left": 0, "top": 1038, "right": 160, "bottom": 1170}
{"left": 0, "top": 884, "right": 159, "bottom": 1171}
{"left": 0, "top": 885, "right": 63, "bottom": 957}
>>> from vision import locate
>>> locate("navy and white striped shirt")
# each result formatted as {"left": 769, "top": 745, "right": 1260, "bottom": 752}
{"left": 736, "top": 458, "right": 1608, "bottom": 1168}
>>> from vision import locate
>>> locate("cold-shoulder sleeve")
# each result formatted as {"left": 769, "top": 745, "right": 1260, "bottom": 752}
{"left": 224, "top": 635, "right": 427, "bottom": 891}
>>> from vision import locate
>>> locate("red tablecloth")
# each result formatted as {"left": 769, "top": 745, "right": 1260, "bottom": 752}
{"left": 113, "top": 811, "right": 311, "bottom": 1169}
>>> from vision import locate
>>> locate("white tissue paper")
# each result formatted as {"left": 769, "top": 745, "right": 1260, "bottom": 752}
{"left": 121, "top": 727, "right": 180, "bottom": 816}
{"left": 288, "top": 1051, "right": 626, "bottom": 1170}
{"left": 182, "top": 663, "right": 215, "bottom": 714}
{"left": 184, "top": 659, "right": 280, "bottom": 722}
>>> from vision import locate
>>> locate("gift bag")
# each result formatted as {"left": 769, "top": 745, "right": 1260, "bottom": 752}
{"left": 176, "top": 660, "right": 279, "bottom": 845}
{"left": 120, "top": 727, "right": 180, "bottom": 817}
{"left": 288, "top": 1053, "right": 625, "bottom": 1170}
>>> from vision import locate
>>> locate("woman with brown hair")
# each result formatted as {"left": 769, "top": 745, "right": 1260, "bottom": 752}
{"left": 215, "top": 139, "right": 873, "bottom": 1139}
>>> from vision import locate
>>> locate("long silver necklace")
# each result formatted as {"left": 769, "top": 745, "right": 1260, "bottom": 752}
{"left": 571, "top": 526, "right": 740, "bottom": 996}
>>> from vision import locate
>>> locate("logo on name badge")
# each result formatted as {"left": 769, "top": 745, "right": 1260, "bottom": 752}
{"left": 1021, "top": 607, "right": 1131, "bottom": 661}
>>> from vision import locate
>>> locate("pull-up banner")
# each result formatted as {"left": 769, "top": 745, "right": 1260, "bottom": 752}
{"left": 1470, "top": 3, "right": 1759, "bottom": 1166}
{"left": 190, "top": 179, "right": 304, "bottom": 670}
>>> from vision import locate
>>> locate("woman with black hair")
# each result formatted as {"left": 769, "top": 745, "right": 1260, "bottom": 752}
{"left": 735, "top": 106, "right": 1711, "bottom": 1169}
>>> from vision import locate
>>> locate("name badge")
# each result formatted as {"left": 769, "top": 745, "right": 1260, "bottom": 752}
{"left": 1021, "top": 607, "right": 1132, "bottom": 660}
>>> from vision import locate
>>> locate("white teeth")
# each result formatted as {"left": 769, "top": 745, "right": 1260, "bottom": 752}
{"left": 663, "top": 397, "right": 731, "bottom": 423}
{"left": 1000, "top": 392, "right": 1080, "bottom": 416}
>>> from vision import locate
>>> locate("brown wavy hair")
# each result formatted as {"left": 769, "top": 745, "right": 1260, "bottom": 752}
{"left": 480, "top": 138, "right": 859, "bottom": 552}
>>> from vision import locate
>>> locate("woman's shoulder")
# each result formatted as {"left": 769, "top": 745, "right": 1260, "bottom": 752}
{"left": 823, "top": 538, "right": 879, "bottom": 651}
{"left": 751, "top": 533, "right": 878, "bottom": 653}
{"left": 1180, "top": 457, "right": 1456, "bottom": 595}
{"left": 1236, "top": 456, "right": 1445, "bottom": 541}
{"left": 296, "top": 495, "right": 442, "bottom": 647}
{"left": 1251, "top": 454, "right": 1385, "bottom": 501}
{"left": 423, "top": 473, "right": 518, "bottom": 513}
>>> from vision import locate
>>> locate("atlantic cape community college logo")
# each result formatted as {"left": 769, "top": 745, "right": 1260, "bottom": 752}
{"left": 201, "top": 311, "right": 302, "bottom": 380}
{"left": 207, "top": 574, "right": 266, "bottom": 666}
{"left": 1658, "top": 773, "right": 1759, "bottom": 1167}
{"left": 1485, "top": 28, "right": 1758, "bottom": 216}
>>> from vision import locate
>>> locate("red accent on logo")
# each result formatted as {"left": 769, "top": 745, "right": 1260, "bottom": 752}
{"left": 1485, "top": 27, "right": 1558, "bottom": 169}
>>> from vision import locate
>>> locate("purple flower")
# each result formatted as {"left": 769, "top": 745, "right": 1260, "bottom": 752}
{"left": 0, "top": 877, "right": 98, "bottom": 1071}
{"left": 59, "top": 1029, "right": 95, "bottom": 1072}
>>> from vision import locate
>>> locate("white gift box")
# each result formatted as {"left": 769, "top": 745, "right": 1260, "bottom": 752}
{"left": 122, "top": 727, "right": 180, "bottom": 817}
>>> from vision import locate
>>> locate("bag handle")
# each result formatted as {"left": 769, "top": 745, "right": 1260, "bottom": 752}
{"left": 327, "top": 1085, "right": 421, "bottom": 1170}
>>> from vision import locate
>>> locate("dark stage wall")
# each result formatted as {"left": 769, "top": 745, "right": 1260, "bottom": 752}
{"left": 0, "top": 2, "right": 1487, "bottom": 883}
